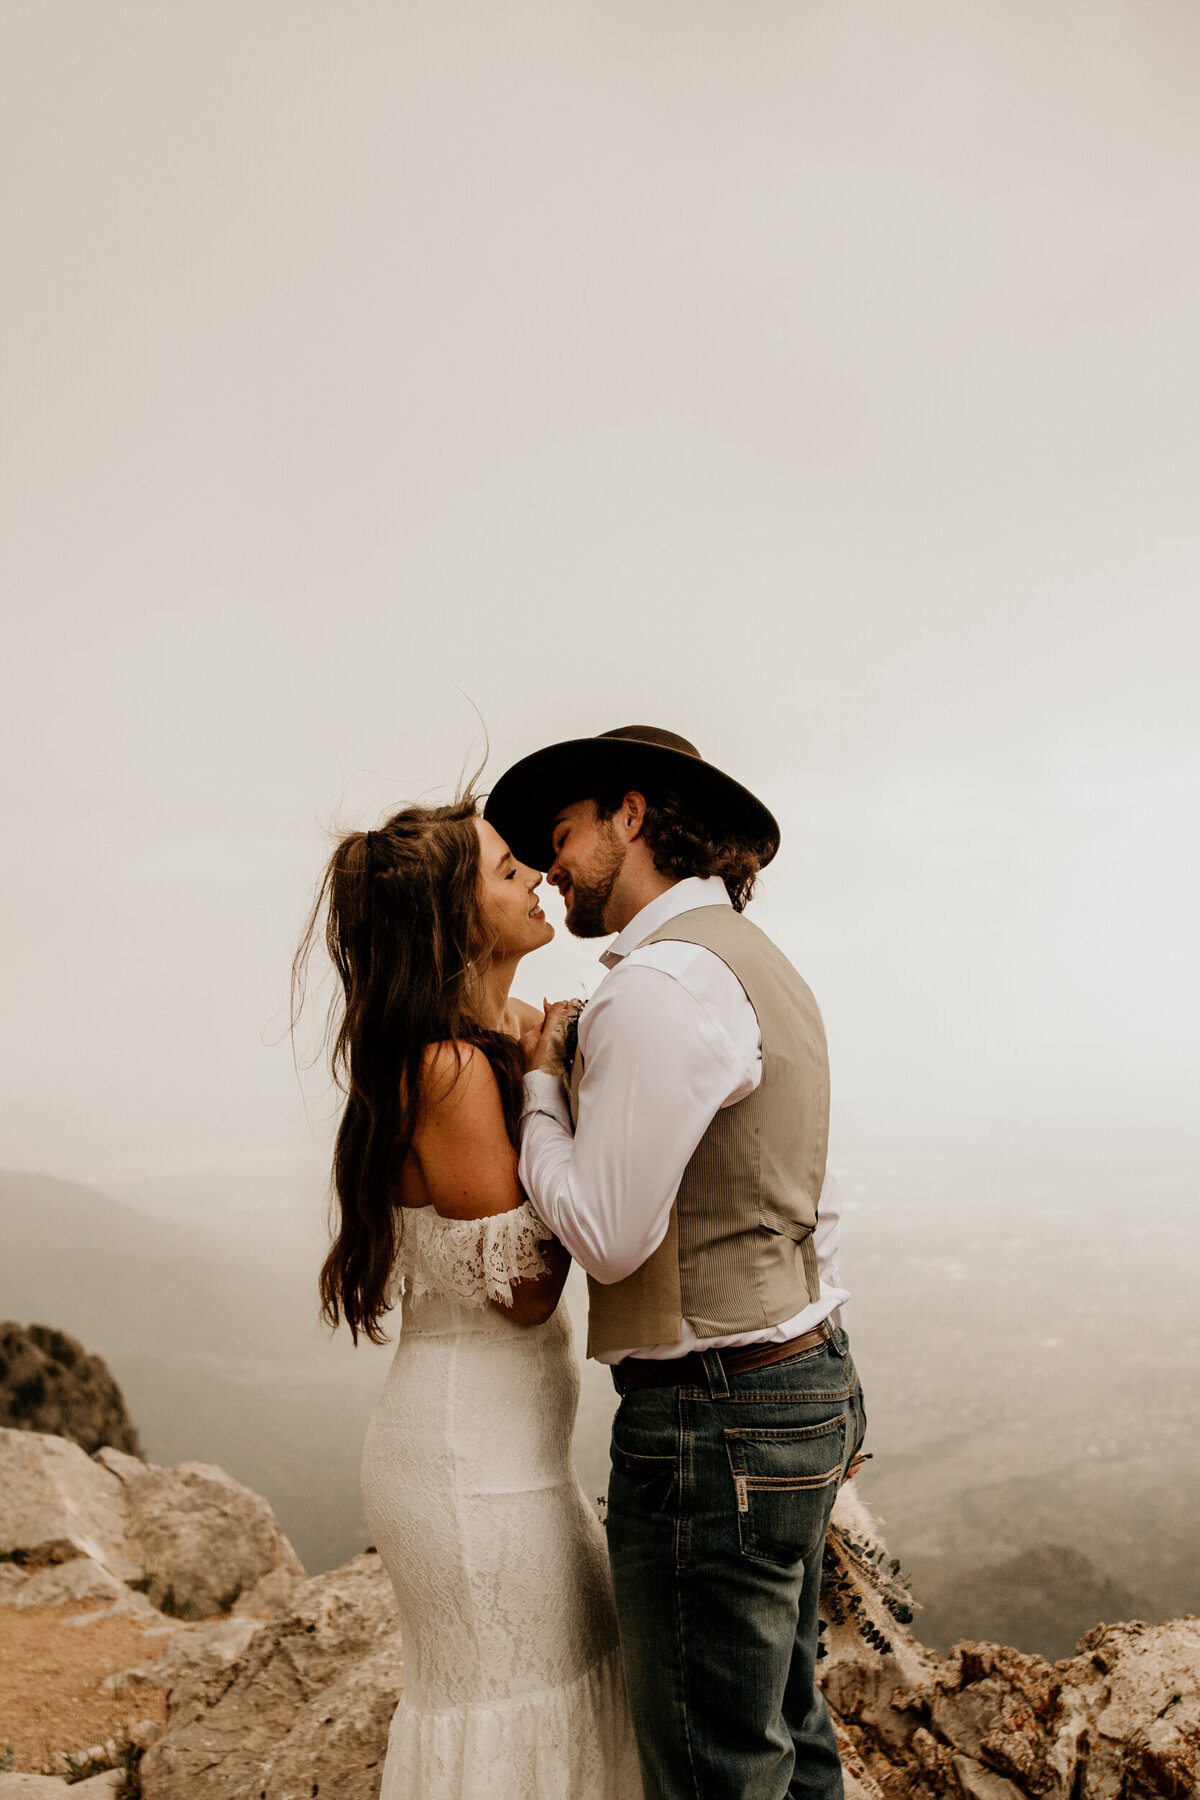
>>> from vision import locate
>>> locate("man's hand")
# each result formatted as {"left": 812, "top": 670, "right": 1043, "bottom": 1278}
{"left": 524, "top": 999, "right": 582, "bottom": 1076}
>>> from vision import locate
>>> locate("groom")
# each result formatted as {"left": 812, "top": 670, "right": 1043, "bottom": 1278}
{"left": 486, "top": 726, "right": 866, "bottom": 1800}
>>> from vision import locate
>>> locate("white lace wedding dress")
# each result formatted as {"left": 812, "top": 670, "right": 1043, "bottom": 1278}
{"left": 361, "top": 1200, "right": 644, "bottom": 1800}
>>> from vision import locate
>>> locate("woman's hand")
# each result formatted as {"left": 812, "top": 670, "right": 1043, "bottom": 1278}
{"left": 523, "top": 999, "right": 582, "bottom": 1076}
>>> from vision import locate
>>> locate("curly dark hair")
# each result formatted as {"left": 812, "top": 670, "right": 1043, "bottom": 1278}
{"left": 594, "top": 784, "right": 769, "bottom": 912}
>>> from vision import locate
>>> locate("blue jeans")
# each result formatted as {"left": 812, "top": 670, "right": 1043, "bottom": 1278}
{"left": 607, "top": 1328, "right": 866, "bottom": 1800}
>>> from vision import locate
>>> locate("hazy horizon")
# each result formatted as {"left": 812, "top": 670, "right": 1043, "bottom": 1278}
{"left": 4, "top": 1153, "right": 1196, "bottom": 1664}
{"left": 4, "top": 0, "right": 1199, "bottom": 1196}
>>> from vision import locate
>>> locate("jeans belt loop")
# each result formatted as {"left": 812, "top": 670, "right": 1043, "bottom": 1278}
{"left": 701, "top": 1348, "right": 730, "bottom": 1400}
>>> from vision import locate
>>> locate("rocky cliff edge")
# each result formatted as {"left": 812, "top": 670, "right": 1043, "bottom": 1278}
{"left": 0, "top": 1426, "right": 1196, "bottom": 1800}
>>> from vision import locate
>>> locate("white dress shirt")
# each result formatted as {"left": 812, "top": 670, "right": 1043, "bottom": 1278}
{"left": 519, "top": 876, "right": 850, "bottom": 1363}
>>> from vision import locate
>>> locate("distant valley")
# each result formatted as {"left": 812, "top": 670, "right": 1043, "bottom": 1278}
{"left": 0, "top": 1170, "right": 393, "bottom": 1572}
{"left": 2, "top": 1155, "right": 1197, "bottom": 1660}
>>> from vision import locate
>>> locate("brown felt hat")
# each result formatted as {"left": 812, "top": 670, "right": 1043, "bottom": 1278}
{"left": 483, "top": 725, "right": 781, "bottom": 874}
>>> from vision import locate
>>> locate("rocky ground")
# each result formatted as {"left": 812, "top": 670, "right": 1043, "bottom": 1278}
{"left": 0, "top": 1423, "right": 1196, "bottom": 1799}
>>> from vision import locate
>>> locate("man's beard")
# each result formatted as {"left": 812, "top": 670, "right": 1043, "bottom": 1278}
{"left": 564, "top": 835, "right": 625, "bottom": 938}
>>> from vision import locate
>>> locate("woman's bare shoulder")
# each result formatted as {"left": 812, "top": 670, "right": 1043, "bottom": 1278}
{"left": 412, "top": 1040, "right": 523, "bottom": 1220}
{"left": 418, "top": 1040, "right": 503, "bottom": 1121}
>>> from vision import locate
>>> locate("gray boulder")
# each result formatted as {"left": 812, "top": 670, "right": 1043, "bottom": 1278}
{"left": 231, "top": 1564, "right": 303, "bottom": 1619}
{"left": 139, "top": 1551, "right": 402, "bottom": 1800}
{"left": 256, "top": 1636, "right": 406, "bottom": 1800}
{"left": 0, "top": 1779, "right": 76, "bottom": 1798}
{"left": 5, "top": 1555, "right": 128, "bottom": 1610}
{"left": 1063, "top": 1616, "right": 1200, "bottom": 1799}
{"left": 95, "top": 1448, "right": 305, "bottom": 1619}
{"left": 0, "top": 1561, "right": 28, "bottom": 1598}
{"left": 105, "top": 1616, "right": 267, "bottom": 1709}
{"left": 0, "top": 1427, "right": 133, "bottom": 1576}
{"left": 0, "top": 1429, "right": 304, "bottom": 1624}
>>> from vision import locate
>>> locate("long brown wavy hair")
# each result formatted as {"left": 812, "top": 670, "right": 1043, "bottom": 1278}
{"left": 293, "top": 797, "right": 524, "bottom": 1344}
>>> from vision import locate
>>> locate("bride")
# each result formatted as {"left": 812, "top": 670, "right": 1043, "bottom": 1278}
{"left": 295, "top": 794, "right": 643, "bottom": 1800}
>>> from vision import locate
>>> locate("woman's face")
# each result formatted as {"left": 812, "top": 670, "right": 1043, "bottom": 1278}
{"left": 473, "top": 816, "right": 554, "bottom": 959}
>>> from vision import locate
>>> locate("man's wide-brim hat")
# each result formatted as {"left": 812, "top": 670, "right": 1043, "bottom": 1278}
{"left": 483, "top": 725, "right": 781, "bottom": 874}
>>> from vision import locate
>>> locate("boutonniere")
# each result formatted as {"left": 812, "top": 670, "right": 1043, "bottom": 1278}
{"left": 561, "top": 998, "right": 588, "bottom": 1083}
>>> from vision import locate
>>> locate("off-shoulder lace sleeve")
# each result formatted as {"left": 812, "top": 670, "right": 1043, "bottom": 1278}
{"left": 390, "top": 1200, "right": 554, "bottom": 1311}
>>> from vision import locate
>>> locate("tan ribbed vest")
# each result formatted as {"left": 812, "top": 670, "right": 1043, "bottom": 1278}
{"left": 571, "top": 905, "right": 830, "bottom": 1358}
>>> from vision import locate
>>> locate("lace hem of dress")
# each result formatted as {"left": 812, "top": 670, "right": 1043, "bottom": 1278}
{"left": 388, "top": 1200, "right": 554, "bottom": 1313}
{"left": 378, "top": 1645, "right": 643, "bottom": 1800}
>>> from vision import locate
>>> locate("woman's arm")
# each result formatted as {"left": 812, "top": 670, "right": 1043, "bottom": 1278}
{"left": 412, "top": 1043, "right": 527, "bottom": 1219}
{"left": 502, "top": 1233, "right": 571, "bottom": 1327}
{"left": 412, "top": 1042, "right": 569, "bottom": 1325}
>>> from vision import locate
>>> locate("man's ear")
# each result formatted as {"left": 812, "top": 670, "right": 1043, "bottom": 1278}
{"left": 620, "top": 791, "right": 649, "bottom": 841}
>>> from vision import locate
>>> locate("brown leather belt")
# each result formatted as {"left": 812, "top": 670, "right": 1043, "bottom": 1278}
{"left": 614, "top": 1320, "right": 834, "bottom": 1392}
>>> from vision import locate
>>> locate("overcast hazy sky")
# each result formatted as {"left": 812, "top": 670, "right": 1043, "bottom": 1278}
{"left": 3, "top": 2, "right": 1197, "bottom": 1199}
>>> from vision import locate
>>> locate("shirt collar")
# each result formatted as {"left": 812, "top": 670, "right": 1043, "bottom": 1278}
{"left": 600, "top": 876, "right": 733, "bottom": 969}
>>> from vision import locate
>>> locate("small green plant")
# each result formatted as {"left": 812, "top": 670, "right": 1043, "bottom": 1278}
{"left": 0, "top": 1743, "right": 16, "bottom": 1772}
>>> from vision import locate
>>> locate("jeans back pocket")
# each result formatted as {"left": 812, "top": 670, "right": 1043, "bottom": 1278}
{"left": 723, "top": 1415, "right": 846, "bottom": 1565}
